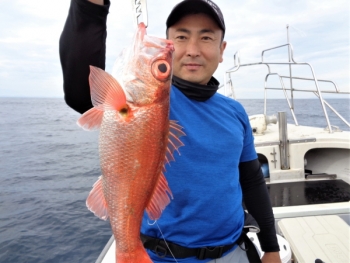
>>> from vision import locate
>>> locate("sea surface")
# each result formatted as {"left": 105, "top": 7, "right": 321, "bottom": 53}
{"left": 0, "top": 97, "right": 349, "bottom": 263}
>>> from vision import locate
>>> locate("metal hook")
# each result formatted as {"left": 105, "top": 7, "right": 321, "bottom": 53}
{"left": 131, "top": 0, "right": 148, "bottom": 28}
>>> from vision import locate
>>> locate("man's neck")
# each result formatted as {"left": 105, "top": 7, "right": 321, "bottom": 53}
{"left": 171, "top": 75, "right": 219, "bottom": 101}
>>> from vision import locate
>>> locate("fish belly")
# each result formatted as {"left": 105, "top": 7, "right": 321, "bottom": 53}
{"left": 99, "top": 104, "right": 168, "bottom": 262}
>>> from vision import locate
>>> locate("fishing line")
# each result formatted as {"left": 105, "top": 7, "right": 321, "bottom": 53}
{"left": 147, "top": 219, "right": 179, "bottom": 263}
{"left": 290, "top": 25, "right": 307, "bottom": 38}
{"left": 147, "top": 219, "right": 157, "bottom": 225}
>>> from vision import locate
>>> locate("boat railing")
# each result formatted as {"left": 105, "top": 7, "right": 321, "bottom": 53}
{"left": 222, "top": 25, "right": 350, "bottom": 133}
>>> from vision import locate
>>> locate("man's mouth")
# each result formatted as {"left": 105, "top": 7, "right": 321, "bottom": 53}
{"left": 184, "top": 63, "right": 201, "bottom": 70}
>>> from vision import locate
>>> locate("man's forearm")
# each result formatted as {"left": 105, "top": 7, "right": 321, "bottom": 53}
{"left": 88, "top": 0, "right": 104, "bottom": 5}
{"left": 239, "top": 159, "right": 280, "bottom": 252}
{"left": 262, "top": 252, "right": 281, "bottom": 263}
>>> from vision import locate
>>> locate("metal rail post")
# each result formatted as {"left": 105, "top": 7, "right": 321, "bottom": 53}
{"left": 278, "top": 112, "right": 290, "bottom": 169}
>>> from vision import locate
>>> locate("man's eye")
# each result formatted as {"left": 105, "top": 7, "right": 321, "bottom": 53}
{"left": 202, "top": 36, "right": 212, "bottom": 41}
{"left": 176, "top": 35, "right": 186, "bottom": 40}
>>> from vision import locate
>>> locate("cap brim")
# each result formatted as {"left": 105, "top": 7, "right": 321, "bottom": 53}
{"left": 166, "top": 0, "right": 225, "bottom": 34}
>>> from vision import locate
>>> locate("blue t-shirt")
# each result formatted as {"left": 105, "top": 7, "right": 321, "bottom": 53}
{"left": 141, "top": 86, "right": 257, "bottom": 262}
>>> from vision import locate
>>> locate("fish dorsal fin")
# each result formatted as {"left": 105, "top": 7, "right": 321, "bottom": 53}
{"left": 164, "top": 120, "right": 186, "bottom": 166}
{"left": 86, "top": 176, "right": 109, "bottom": 220}
{"left": 89, "top": 66, "right": 127, "bottom": 111}
{"left": 145, "top": 172, "right": 173, "bottom": 220}
{"left": 145, "top": 120, "right": 185, "bottom": 220}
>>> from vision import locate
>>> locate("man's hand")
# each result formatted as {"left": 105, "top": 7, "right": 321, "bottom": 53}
{"left": 88, "top": 0, "right": 104, "bottom": 5}
{"left": 261, "top": 252, "right": 282, "bottom": 263}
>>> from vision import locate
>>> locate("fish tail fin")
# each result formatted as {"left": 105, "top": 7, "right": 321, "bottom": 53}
{"left": 86, "top": 176, "right": 109, "bottom": 220}
{"left": 116, "top": 242, "right": 152, "bottom": 263}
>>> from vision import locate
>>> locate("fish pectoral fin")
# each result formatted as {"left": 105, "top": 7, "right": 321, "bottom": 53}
{"left": 164, "top": 120, "right": 186, "bottom": 166}
{"left": 86, "top": 176, "right": 109, "bottom": 220}
{"left": 145, "top": 172, "right": 173, "bottom": 221}
{"left": 89, "top": 66, "right": 127, "bottom": 111}
{"left": 77, "top": 107, "right": 104, "bottom": 131}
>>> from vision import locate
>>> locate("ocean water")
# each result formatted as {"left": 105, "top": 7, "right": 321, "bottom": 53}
{"left": 0, "top": 97, "right": 349, "bottom": 263}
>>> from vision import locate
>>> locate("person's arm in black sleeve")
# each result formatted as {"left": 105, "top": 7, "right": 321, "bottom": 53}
{"left": 59, "top": 0, "right": 110, "bottom": 114}
{"left": 239, "top": 159, "right": 280, "bottom": 253}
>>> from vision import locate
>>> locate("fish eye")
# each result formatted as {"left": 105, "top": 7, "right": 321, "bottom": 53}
{"left": 158, "top": 63, "right": 167, "bottom": 73}
{"left": 151, "top": 59, "right": 171, "bottom": 81}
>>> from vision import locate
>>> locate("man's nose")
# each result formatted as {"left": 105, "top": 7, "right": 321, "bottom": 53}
{"left": 186, "top": 38, "right": 200, "bottom": 57}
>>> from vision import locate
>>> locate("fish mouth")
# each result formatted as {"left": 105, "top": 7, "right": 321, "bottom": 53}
{"left": 166, "top": 42, "right": 175, "bottom": 52}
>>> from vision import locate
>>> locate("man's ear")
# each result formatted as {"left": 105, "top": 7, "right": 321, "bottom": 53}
{"left": 219, "top": 41, "right": 227, "bottom": 63}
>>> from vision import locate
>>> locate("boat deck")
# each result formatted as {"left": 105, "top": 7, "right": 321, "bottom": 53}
{"left": 267, "top": 179, "right": 350, "bottom": 207}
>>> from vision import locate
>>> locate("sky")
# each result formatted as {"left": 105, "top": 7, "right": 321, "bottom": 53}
{"left": 0, "top": 0, "right": 349, "bottom": 99}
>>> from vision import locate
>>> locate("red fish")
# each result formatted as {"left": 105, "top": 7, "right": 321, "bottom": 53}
{"left": 77, "top": 23, "right": 185, "bottom": 263}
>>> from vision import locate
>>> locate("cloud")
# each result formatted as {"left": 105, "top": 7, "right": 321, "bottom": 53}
{"left": 0, "top": 0, "right": 348, "bottom": 99}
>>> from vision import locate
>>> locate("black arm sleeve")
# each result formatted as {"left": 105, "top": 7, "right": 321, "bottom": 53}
{"left": 59, "top": 0, "right": 110, "bottom": 114}
{"left": 239, "top": 159, "right": 280, "bottom": 252}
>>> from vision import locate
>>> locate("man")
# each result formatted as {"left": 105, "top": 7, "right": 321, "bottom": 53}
{"left": 60, "top": 0, "right": 282, "bottom": 262}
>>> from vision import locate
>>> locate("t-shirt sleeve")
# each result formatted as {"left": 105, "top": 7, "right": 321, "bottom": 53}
{"left": 238, "top": 106, "right": 257, "bottom": 162}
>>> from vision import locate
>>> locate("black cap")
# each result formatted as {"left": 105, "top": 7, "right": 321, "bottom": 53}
{"left": 166, "top": 0, "right": 225, "bottom": 37}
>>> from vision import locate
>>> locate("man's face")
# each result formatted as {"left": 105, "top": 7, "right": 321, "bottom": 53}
{"left": 167, "top": 13, "right": 227, "bottom": 85}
